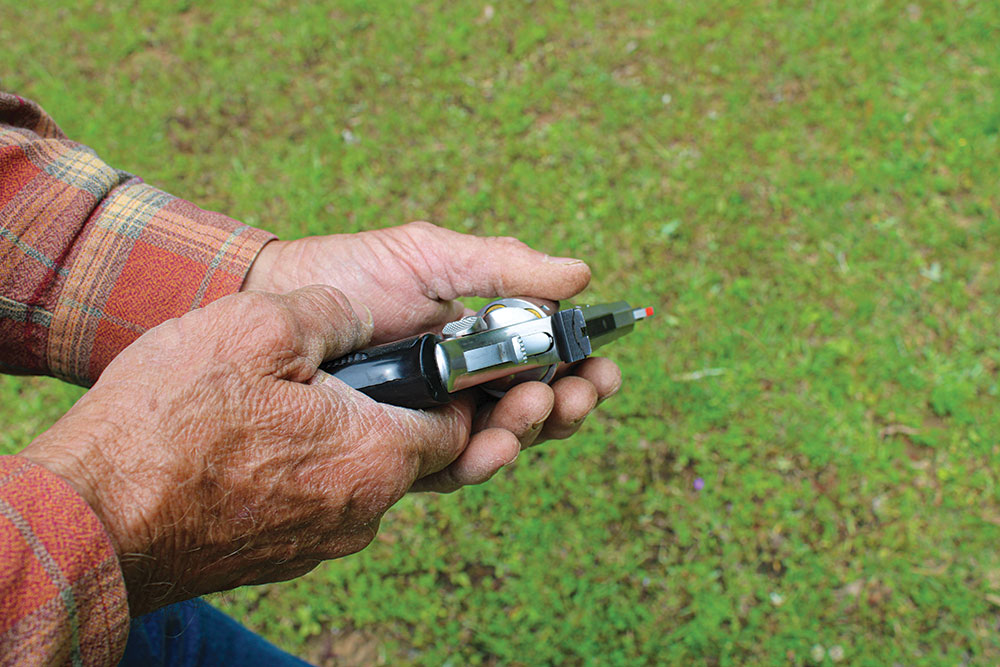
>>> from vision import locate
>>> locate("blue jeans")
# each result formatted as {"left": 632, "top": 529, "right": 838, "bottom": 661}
{"left": 119, "top": 598, "right": 312, "bottom": 666}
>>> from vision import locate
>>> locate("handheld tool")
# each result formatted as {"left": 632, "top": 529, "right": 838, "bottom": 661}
{"left": 320, "top": 298, "right": 653, "bottom": 409}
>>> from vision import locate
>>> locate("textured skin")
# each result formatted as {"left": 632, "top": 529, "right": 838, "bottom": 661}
{"left": 2, "top": 92, "right": 622, "bottom": 663}
{"left": 242, "top": 222, "right": 622, "bottom": 491}
{"left": 22, "top": 286, "right": 480, "bottom": 616}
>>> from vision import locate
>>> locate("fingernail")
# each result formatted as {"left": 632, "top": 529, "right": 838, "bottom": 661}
{"left": 358, "top": 303, "right": 374, "bottom": 327}
{"left": 530, "top": 420, "right": 545, "bottom": 431}
{"left": 599, "top": 381, "right": 623, "bottom": 404}
{"left": 545, "top": 255, "right": 585, "bottom": 265}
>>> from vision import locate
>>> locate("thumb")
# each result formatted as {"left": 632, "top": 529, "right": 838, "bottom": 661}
{"left": 409, "top": 222, "right": 592, "bottom": 301}
{"left": 265, "top": 285, "right": 374, "bottom": 382}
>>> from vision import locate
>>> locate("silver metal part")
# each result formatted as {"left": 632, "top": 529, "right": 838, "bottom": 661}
{"left": 463, "top": 334, "right": 527, "bottom": 371}
{"left": 430, "top": 298, "right": 651, "bottom": 398}
{"left": 441, "top": 315, "right": 486, "bottom": 338}
{"left": 521, "top": 332, "right": 554, "bottom": 356}
{"left": 434, "top": 298, "right": 561, "bottom": 393}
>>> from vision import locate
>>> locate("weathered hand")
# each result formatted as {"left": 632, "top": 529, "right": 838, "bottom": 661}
{"left": 241, "top": 222, "right": 623, "bottom": 491}
{"left": 20, "top": 286, "right": 507, "bottom": 615}
{"left": 241, "top": 221, "right": 589, "bottom": 343}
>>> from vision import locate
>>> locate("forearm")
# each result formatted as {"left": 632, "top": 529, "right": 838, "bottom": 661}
{"left": 0, "top": 90, "right": 275, "bottom": 664}
{"left": 0, "top": 92, "right": 274, "bottom": 385}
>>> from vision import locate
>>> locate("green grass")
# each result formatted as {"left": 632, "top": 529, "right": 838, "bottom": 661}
{"left": 3, "top": 0, "right": 1000, "bottom": 663}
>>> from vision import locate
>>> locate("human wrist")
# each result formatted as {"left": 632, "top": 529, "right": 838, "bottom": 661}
{"left": 20, "top": 426, "right": 135, "bottom": 559}
{"left": 21, "top": 414, "right": 177, "bottom": 615}
{"left": 242, "top": 239, "right": 292, "bottom": 292}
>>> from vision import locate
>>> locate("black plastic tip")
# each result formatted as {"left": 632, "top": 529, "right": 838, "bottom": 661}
{"left": 551, "top": 308, "right": 592, "bottom": 363}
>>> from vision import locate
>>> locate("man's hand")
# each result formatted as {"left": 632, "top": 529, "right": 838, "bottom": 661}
{"left": 20, "top": 286, "right": 506, "bottom": 616}
{"left": 242, "top": 222, "right": 623, "bottom": 490}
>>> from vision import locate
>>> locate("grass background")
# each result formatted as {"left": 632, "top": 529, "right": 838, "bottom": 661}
{"left": 3, "top": 0, "right": 1000, "bottom": 664}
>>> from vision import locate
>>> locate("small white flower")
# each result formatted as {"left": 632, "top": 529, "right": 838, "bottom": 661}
{"left": 769, "top": 591, "right": 784, "bottom": 606}
{"left": 810, "top": 645, "right": 825, "bottom": 662}
{"left": 661, "top": 93, "right": 673, "bottom": 105}
{"left": 829, "top": 644, "right": 845, "bottom": 662}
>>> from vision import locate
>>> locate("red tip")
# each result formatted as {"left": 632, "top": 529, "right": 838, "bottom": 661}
{"left": 645, "top": 306, "right": 654, "bottom": 317}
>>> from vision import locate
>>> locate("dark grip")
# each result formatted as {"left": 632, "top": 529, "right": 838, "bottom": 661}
{"left": 319, "top": 333, "right": 452, "bottom": 409}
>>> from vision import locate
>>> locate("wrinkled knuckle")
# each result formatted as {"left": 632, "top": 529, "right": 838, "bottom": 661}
{"left": 492, "top": 234, "right": 527, "bottom": 249}
{"left": 399, "top": 221, "right": 439, "bottom": 246}
{"left": 307, "top": 284, "right": 350, "bottom": 312}
{"left": 406, "top": 220, "right": 437, "bottom": 233}
{"left": 260, "top": 303, "right": 300, "bottom": 347}
{"left": 231, "top": 292, "right": 290, "bottom": 333}
{"left": 236, "top": 289, "right": 279, "bottom": 314}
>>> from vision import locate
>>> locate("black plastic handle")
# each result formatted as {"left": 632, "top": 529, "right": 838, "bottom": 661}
{"left": 319, "top": 333, "right": 452, "bottom": 409}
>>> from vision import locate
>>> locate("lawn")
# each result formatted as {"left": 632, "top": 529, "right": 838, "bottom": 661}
{"left": 2, "top": 0, "right": 1000, "bottom": 664}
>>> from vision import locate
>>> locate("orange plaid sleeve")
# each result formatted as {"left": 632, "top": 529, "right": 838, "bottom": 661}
{"left": 0, "top": 92, "right": 276, "bottom": 664}
{"left": 0, "top": 92, "right": 275, "bottom": 384}
{"left": 0, "top": 457, "right": 128, "bottom": 665}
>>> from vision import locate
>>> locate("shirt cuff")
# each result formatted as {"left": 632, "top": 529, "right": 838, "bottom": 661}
{"left": 0, "top": 456, "right": 129, "bottom": 664}
{"left": 44, "top": 178, "right": 275, "bottom": 385}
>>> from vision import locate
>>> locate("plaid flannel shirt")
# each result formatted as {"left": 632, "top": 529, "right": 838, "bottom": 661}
{"left": 0, "top": 92, "right": 274, "bottom": 665}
